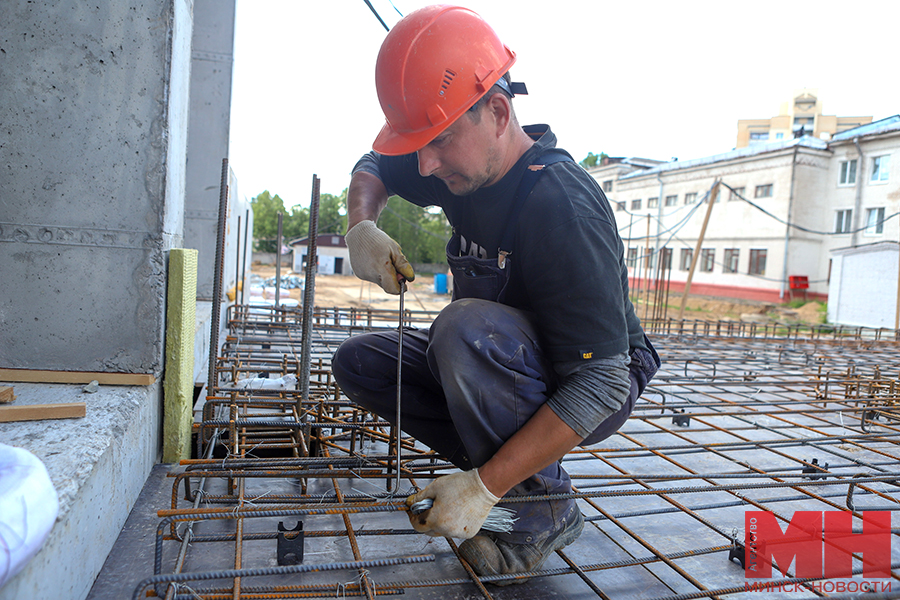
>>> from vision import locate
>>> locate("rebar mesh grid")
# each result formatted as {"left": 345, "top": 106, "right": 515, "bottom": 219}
{"left": 139, "top": 305, "right": 900, "bottom": 599}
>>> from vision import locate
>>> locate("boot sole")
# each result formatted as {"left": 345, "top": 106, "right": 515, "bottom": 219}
{"left": 487, "top": 509, "right": 585, "bottom": 587}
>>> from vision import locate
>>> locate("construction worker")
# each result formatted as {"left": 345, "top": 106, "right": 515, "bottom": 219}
{"left": 332, "top": 4, "right": 659, "bottom": 584}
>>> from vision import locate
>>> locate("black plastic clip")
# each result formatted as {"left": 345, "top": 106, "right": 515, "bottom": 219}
{"left": 672, "top": 409, "right": 691, "bottom": 427}
{"left": 277, "top": 521, "right": 304, "bottom": 565}
{"left": 802, "top": 458, "right": 829, "bottom": 480}
{"left": 728, "top": 531, "right": 745, "bottom": 568}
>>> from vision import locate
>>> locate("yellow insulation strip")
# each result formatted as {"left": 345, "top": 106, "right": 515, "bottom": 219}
{"left": 163, "top": 248, "right": 198, "bottom": 462}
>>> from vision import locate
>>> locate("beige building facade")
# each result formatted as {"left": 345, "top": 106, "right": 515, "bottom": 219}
{"left": 736, "top": 90, "right": 872, "bottom": 149}
{"left": 591, "top": 116, "right": 900, "bottom": 304}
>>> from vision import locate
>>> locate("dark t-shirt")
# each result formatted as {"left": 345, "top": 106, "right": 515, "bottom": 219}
{"left": 371, "top": 124, "right": 645, "bottom": 363}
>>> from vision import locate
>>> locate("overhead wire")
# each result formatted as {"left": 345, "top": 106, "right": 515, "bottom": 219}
{"left": 720, "top": 182, "right": 899, "bottom": 236}
{"left": 385, "top": 0, "right": 404, "bottom": 17}
{"left": 611, "top": 174, "right": 897, "bottom": 290}
{"left": 362, "top": 0, "right": 390, "bottom": 32}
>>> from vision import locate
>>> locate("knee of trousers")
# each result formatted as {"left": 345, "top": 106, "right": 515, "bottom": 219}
{"left": 331, "top": 336, "right": 371, "bottom": 401}
{"left": 428, "top": 299, "right": 541, "bottom": 366}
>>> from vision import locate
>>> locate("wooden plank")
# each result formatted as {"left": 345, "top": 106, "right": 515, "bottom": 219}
{"left": 0, "top": 386, "right": 14, "bottom": 404}
{"left": 0, "top": 402, "right": 86, "bottom": 423}
{"left": 0, "top": 369, "right": 155, "bottom": 386}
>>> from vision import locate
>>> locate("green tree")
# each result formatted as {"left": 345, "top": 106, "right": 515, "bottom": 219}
{"left": 579, "top": 151, "right": 609, "bottom": 169}
{"left": 377, "top": 196, "right": 451, "bottom": 266}
{"left": 316, "top": 189, "right": 348, "bottom": 235}
{"left": 282, "top": 205, "right": 309, "bottom": 244}
{"left": 251, "top": 190, "right": 286, "bottom": 252}
{"left": 252, "top": 188, "right": 450, "bottom": 266}
{"left": 252, "top": 187, "right": 349, "bottom": 252}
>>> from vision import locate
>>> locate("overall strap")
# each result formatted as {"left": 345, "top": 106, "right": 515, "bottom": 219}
{"left": 497, "top": 148, "right": 574, "bottom": 268}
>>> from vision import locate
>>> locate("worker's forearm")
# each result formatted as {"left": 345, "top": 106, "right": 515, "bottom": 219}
{"left": 477, "top": 404, "right": 582, "bottom": 498}
{"left": 347, "top": 171, "right": 389, "bottom": 229}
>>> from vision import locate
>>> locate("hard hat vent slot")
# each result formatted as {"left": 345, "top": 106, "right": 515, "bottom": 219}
{"left": 439, "top": 69, "right": 456, "bottom": 96}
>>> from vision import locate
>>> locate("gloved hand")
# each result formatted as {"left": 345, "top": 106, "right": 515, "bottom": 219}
{"left": 345, "top": 220, "right": 415, "bottom": 295}
{"left": 405, "top": 469, "right": 499, "bottom": 539}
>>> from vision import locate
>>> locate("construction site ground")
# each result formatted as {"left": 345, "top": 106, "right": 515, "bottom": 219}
{"left": 251, "top": 265, "right": 827, "bottom": 326}
{"left": 85, "top": 264, "right": 899, "bottom": 600}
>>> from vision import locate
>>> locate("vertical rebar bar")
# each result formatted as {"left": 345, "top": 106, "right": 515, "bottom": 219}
{"left": 387, "top": 283, "right": 405, "bottom": 494}
{"left": 207, "top": 158, "right": 229, "bottom": 394}
{"left": 234, "top": 215, "right": 242, "bottom": 308}
{"left": 240, "top": 209, "right": 250, "bottom": 306}
{"left": 299, "top": 176, "right": 320, "bottom": 412}
{"left": 275, "top": 212, "right": 283, "bottom": 306}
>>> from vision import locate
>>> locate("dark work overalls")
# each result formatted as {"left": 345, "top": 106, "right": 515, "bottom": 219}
{"left": 332, "top": 151, "right": 660, "bottom": 545}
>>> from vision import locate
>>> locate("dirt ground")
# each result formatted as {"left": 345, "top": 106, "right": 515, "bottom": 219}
{"left": 249, "top": 265, "right": 452, "bottom": 313}
{"left": 250, "top": 263, "right": 827, "bottom": 325}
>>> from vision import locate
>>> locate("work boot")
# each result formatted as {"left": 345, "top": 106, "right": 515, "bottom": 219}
{"left": 458, "top": 503, "right": 584, "bottom": 586}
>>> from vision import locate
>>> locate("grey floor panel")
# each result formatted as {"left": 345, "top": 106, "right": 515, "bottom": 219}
{"left": 91, "top": 307, "right": 900, "bottom": 599}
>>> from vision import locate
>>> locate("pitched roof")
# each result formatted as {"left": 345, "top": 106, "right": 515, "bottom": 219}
{"left": 830, "top": 115, "right": 900, "bottom": 142}
{"left": 620, "top": 136, "right": 829, "bottom": 180}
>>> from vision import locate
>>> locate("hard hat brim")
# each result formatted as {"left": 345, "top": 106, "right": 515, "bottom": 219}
{"left": 372, "top": 118, "right": 447, "bottom": 156}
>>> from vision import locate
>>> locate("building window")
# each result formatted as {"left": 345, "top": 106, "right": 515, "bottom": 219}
{"left": 659, "top": 247, "right": 673, "bottom": 271}
{"left": 866, "top": 207, "right": 885, "bottom": 235}
{"left": 648, "top": 197, "right": 659, "bottom": 208}
{"left": 627, "top": 247, "right": 638, "bottom": 269}
{"left": 748, "top": 249, "right": 767, "bottom": 275}
{"left": 834, "top": 209, "right": 852, "bottom": 234}
{"left": 755, "top": 184, "right": 773, "bottom": 198}
{"left": 603, "top": 180, "right": 614, "bottom": 193}
{"left": 775, "top": 133, "right": 784, "bottom": 140}
{"left": 631, "top": 198, "right": 642, "bottom": 210}
{"left": 699, "top": 249, "right": 715, "bottom": 272}
{"left": 729, "top": 186, "right": 745, "bottom": 202}
{"left": 664, "top": 195, "right": 678, "bottom": 207}
{"left": 615, "top": 201, "right": 626, "bottom": 212}
{"left": 723, "top": 249, "right": 739, "bottom": 273}
{"left": 839, "top": 159, "right": 857, "bottom": 185}
{"left": 679, "top": 248, "right": 692, "bottom": 271}
{"left": 871, "top": 155, "right": 891, "bottom": 183}
{"left": 749, "top": 131, "right": 769, "bottom": 141}
{"left": 684, "top": 192, "right": 697, "bottom": 205}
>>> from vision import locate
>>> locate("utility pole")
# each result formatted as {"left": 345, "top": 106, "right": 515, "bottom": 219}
{"left": 678, "top": 180, "right": 720, "bottom": 321}
{"left": 644, "top": 214, "right": 652, "bottom": 320}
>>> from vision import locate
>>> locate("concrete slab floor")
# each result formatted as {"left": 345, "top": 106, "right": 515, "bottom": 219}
{"left": 86, "top": 312, "right": 900, "bottom": 599}
{"left": 0, "top": 380, "right": 160, "bottom": 600}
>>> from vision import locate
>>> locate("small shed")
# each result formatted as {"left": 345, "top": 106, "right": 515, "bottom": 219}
{"left": 828, "top": 241, "right": 899, "bottom": 328}
{"left": 288, "top": 234, "right": 352, "bottom": 276}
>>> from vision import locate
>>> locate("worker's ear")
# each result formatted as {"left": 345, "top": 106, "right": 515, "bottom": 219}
{"left": 485, "top": 93, "right": 512, "bottom": 138}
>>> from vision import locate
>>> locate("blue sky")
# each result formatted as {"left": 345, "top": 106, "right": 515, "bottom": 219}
{"left": 229, "top": 0, "right": 900, "bottom": 207}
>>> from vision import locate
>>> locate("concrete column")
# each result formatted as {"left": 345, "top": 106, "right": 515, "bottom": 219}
{"left": 0, "top": 0, "right": 193, "bottom": 375}
{"left": 184, "top": 0, "right": 237, "bottom": 300}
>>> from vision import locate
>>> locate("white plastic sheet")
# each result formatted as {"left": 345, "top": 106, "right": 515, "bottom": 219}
{"left": 226, "top": 374, "right": 298, "bottom": 391}
{"left": 0, "top": 443, "right": 59, "bottom": 589}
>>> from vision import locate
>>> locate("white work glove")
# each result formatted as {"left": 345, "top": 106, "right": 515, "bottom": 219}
{"left": 345, "top": 220, "right": 415, "bottom": 295}
{"left": 405, "top": 469, "right": 499, "bottom": 539}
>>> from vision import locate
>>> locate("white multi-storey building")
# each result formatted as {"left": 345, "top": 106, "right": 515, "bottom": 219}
{"left": 591, "top": 115, "right": 900, "bottom": 305}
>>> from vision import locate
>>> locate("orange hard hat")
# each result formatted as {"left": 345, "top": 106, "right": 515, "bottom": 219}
{"left": 372, "top": 4, "right": 516, "bottom": 156}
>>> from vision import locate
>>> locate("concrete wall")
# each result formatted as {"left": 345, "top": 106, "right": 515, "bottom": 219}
{"left": 0, "top": 0, "right": 192, "bottom": 374}
{"left": 183, "top": 0, "right": 238, "bottom": 300}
